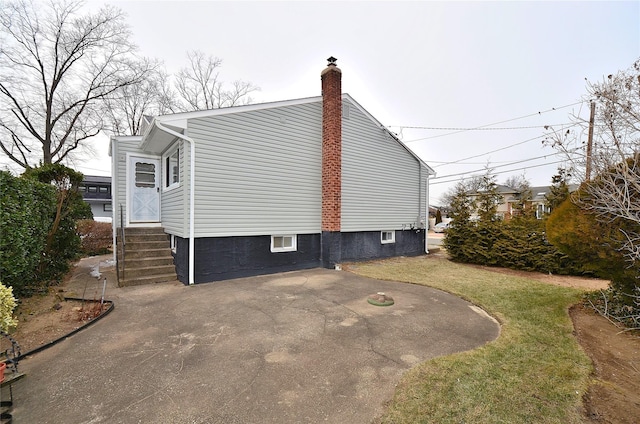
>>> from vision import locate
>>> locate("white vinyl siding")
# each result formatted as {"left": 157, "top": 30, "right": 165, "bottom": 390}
{"left": 187, "top": 102, "right": 322, "bottom": 237}
{"left": 111, "top": 136, "right": 144, "bottom": 227}
{"left": 341, "top": 98, "right": 422, "bottom": 231}
{"left": 161, "top": 140, "right": 186, "bottom": 237}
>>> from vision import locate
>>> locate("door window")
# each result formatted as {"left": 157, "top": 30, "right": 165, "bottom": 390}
{"left": 135, "top": 162, "right": 156, "bottom": 188}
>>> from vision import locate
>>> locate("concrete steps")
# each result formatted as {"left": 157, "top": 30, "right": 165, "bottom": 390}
{"left": 117, "top": 227, "right": 177, "bottom": 287}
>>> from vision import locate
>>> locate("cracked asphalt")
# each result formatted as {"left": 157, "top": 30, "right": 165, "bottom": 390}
{"left": 16, "top": 255, "right": 499, "bottom": 423}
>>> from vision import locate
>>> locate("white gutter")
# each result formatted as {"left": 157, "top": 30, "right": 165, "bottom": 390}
{"left": 155, "top": 121, "right": 196, "bottom": 286}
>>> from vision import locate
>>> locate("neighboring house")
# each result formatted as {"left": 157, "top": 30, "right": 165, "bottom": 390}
{"left": 81, "top": 175, "right": 112, "bottom": 222}
{"left": 110, "top": 58, "right": 435, "bottom": 285}
{"left": 468, "top": 185, "right": 519, "bottom": 221}
{"left": 530, "top": 186, "right": 552, "bottom": 219}
{"left": 469, "top": 184, "right": 577, "bottom": 220}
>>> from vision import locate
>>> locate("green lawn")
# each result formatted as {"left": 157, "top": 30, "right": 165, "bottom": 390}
{"left": 348, "top": 255, "right": 592, "bottom": 424}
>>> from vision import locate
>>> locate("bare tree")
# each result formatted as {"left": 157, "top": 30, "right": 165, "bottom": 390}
{"left": 103, "top": 60, "right": 181, "bottom": 135}
{"left": 439, "top": 174, "right": 483, "bottom": 209}
{"left": 503, "top": 174, "right": 530, "bottom": 192}
{"left": 545, "top": 59, "right": 640, "bottom": 267}
{"left": 174, "top": 50, "right": 259, "bottom": 111}
{"left": 0, "top": 0, "right": 147, "bottom": 169}
{"left": 504, "top": 174, "right": 533, "bottom": 217}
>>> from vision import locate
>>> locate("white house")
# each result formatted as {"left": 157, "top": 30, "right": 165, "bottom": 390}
{"left": 81, "top": 175, "right": 112, "bottom": 222}
{"left": 110, "top": 58, "right": 435, "bottom": 285}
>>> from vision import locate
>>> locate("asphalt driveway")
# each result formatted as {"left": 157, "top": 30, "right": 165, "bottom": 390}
{"left": 15, "top": 256, "right": 499, "bottom": 423}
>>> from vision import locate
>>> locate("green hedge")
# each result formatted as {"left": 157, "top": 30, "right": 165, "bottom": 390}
{"left": 0, "top": 171, "right": 56, "bottom": 295}
{"left": 444, "top": 217, "right": 582, "bottom": 275}
{"left": 0, "top": 166, "right": 90, "bottom": 296}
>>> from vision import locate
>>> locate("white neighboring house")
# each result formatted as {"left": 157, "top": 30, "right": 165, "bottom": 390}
{"left": 109, "top": 58, "right": 435, "bottom": 285}
{"left": 81, "top": 175, "right": 112, "bottom": 223}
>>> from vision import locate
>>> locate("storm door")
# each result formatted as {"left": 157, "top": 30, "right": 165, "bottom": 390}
{"left": 129, "top": 156, "right": 160, "bottom": 223}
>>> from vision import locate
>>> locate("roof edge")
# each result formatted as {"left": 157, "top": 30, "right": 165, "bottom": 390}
{"left": 343, "top": 94, "right": 435, "bottom": 176}
{"left": 154, "top": 96, "right": 323, "bottom": 127}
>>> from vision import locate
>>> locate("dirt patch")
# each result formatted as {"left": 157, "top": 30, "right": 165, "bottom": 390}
{"left": 467, "top": 262, "right": 610, "bottom": 290}
{"left": 572, "top": 304, "right": 640, "bottom": 424}
{"left": 10, "top": 290, "right": 109, "bottom": 355}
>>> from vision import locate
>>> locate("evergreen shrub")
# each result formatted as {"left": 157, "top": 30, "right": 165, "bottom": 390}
{"left": 547, "top": 197, "right": 638, "bottom": 300}
{"left": 0, "top": 171, "right": 56, "bottom": 295}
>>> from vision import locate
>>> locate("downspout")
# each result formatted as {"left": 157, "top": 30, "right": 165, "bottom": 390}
{"left": 110, "top": 137, "right": 117, "bottom": 264}
{"left": 155, "top": 121, "right": 196, "bottom": 286}
{"left": 425, "top": 171, "right": 430, "bottom": 254}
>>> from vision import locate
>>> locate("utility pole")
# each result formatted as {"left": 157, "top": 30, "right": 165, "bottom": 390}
{"left": 586, "top": 101, "right": 596, "bottom": 181}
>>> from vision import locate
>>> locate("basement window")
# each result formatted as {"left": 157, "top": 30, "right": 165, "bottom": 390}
{"left": 271, "top": 235, "right": 297, "bottom": 252}
{"left": 381, "top": 230, "right": 395, "bottom": 244}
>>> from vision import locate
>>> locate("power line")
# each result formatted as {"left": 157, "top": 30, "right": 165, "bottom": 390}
{"left": 429, "top": 148, "right": 580, "bottom": 179}
{"left": 428, "top": 159, "right": 515, "bottom": 165}
{"left": 430, "top": 159, "right": 569, "bottom": 185}
{"left": 398, "top": 123, "right": 572, "bottom": 131}
{"left": 397, "top": 100, "right": 584, "bottom": 143}
{"left": 429, "top": 123, "right": 581, "bottom": 168}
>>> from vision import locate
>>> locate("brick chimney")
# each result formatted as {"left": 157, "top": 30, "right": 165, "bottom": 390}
{"left": 321, "top": 56, "right": 342, "bottom": 232}
{"left": 321, "top": 56, "right": 342, "bottom": 268}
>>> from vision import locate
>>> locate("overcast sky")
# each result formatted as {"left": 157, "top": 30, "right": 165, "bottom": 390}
{"left": 74, "top": 1, "right": 640, "bottom": 203}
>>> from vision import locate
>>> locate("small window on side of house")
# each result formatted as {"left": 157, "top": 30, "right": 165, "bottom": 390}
{"left": 103, "top": 203, "right": 112, "bottom": 212}
{"left": 165, "top": 148, "right": 179, "bottom": 188}
{"left": 271, "top": 235, "right": 297, "bottom": 252}
{"left": 381, "top": 231, "right": 395, "bottom": 244}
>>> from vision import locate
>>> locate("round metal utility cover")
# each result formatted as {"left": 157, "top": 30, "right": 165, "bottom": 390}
{"left": 367, "top": 292, "right": 394, "bottom": 307}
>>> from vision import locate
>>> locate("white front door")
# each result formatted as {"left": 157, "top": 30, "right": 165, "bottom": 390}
{"left": 129, "top": 156, "right": 160, "bottom": 223}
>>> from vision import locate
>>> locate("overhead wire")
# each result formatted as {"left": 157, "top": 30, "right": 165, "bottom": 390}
{"left": 398, "top": 123, "right": 572, "bottom": 131}
{"left": 429, "top": 121, "right": 582, "bottom": 168}
{"left": 430, "top": 147, "right": 581, "bottom": 181}
{"left": 430, "top": 159, "right": 570, "bottom": 185}
{"left": 395, "top": 100, "right": 585, "bottom": 143}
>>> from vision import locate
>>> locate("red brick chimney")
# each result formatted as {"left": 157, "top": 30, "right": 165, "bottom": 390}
{"left": 321, "top": 56, "right": 342, "bottom": 232}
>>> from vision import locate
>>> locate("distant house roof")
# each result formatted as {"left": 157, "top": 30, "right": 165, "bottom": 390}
{"left": 471, "top": 184, "right": 518, "bottom": 195}
{"left": 530, "top": 186, "right": 552, "bottom": 202}
{"left": 83, "top": 175, "right": 111, "bottom": 184}
{"left": 496, "top": 184, "right": 519, "bottom": 194}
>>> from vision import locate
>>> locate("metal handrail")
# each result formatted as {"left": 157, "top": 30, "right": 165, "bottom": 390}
{"left": 117, "top": 204, "right": 125, "bottom": 284}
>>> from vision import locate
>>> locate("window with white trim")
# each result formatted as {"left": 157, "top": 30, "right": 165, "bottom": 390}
{"left": 271, "top": 235, "right": 297, "bottom": 252}
{"left": 381, "top": 230, "right": 395, "bottom": 244}
{"left": 165, "top": 147, "right": 179, "bottom": 188}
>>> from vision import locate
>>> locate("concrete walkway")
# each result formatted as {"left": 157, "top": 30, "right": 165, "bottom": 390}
{"left": 15, "top": 255, "right": 499, "bottom": 423}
